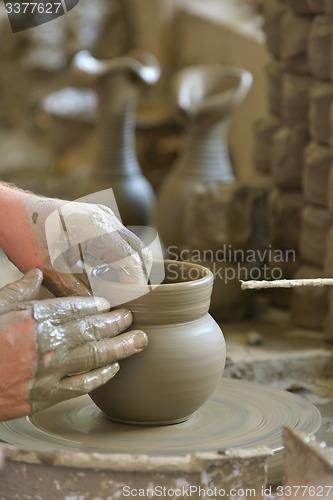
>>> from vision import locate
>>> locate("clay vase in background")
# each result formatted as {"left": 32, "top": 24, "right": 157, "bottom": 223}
{"left": 155, "top": 65, "right": 253, "bottom": 251}
{"left": 71, "top": 50, "right": 161, "bottom": 226}
{"left": 41, "top": 87, "right": 96, "bottom": 160}
{"left": 89, "top": 260, "right": 226, "bottom": 425}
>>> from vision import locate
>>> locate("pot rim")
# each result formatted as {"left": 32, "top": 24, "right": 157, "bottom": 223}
{"left": 91, "top": 259, "right": 213, "bottom": 291}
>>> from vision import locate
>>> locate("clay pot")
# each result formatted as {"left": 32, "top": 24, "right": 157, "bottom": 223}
{"left": 89, "top": 260, "right": 226, "bottom": 425}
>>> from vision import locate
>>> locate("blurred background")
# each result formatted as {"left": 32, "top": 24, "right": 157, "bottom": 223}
{"left": 0, "top": 0, "right": 267, "bottom": 195}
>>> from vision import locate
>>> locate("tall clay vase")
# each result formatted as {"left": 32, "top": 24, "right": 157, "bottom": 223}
{"left": 155, "top": 65, "right": 253, "bottom": 250}
{"left": 72, "top": 50, "right": 161, "bottom": 226}
{"left": 89, "top": 260, "right": 226, "bottom": 425}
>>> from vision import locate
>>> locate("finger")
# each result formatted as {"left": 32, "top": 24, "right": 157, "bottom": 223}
{"left": 16, "top": 296, "right": 111, "bottom": 325}
{"left": 103, "top": 255, "right": 148, "bottom": 285}
{"left": 57, "top": 363, "right": 120, "bottom": 397}
{"left": 82, "top": 231, "right": 137, "bottom": 265}
{"left": 81, "top": 229, "right": 148, "bottom": 283}
{"left": 59, "top": 309, "right": 133, "bottom": 345}
{"left": 42, "top": 257, "right": 92, "bottom": 297}
{"left": 118, "top": 226, "right": 146, "bottom": 253}
{"left": 62, "top": 330, "right": 148, "bottom": 375}
{"left": 83, "top": 232, "right": 149, "bottom": 285}
{"left": 116, "top": 227, "right": 153, "bottom": 281}
{"left": 0, "top": 269, "right": 43, "bottom": 315}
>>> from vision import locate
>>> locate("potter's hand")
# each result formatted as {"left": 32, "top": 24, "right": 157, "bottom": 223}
{"left": 0, "top": 184, "right": 152, "bottom": 297}
{"left": 0, "top": 269, "right": 148, "bottom": 421}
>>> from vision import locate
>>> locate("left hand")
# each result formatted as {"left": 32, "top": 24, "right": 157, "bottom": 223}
{"left": 0, "top": 269, "right": 148, "bottom": 420}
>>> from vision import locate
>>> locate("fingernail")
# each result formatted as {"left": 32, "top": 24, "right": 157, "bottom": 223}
{"left": 22, "top": 269, "right": 43, "bottom": 297}
{"left": 111, "top": 362, "right": 120, "bottom": 374}
{"left": 25, "top": 268, "right": 43, "bottom": 283}
{"left": 94, "top": 297, "right": 110, "bottom": 312}
{"left": 133, "top": 331, "right": 148, "bottom": 350}
{"left": 101, "top": 363, "right": 120, "bottom": 381}
{"left": 123, "top": 310, "right": 133, "bottom": 327}
{"left": 102, "top": 362, "right": 119, "bottom": 375}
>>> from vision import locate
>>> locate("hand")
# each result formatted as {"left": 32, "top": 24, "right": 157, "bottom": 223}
{"left": 0, "top": 269, "right": 148, "bottom": 421}
{"left": 0, "top": 185, "right": 152, "bottom": 297}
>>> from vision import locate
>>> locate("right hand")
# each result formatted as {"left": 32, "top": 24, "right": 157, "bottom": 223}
{"left": 0, "top": 184, "right": 152, "bottom": 297}
{"left": 0, "top": 269, "right": 148, "bottom": 421}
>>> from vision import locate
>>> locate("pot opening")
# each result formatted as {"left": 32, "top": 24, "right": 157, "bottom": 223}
{"left": 93, "top": 260, "right": 211, "bottom": 288}
{"left": 161, "top": 261, "right": 209, "bottom": 285}
{"left": 91, "top": 261, "right": 212, "bottom": 310}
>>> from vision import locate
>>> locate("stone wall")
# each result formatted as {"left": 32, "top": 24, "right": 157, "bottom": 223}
{"left": 254, "top": 0, "right": 333, "bottom": 335}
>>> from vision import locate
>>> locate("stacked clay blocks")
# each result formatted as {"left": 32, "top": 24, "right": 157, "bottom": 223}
{"left": 254, "top": 0, "right": 333, "bottom": 332}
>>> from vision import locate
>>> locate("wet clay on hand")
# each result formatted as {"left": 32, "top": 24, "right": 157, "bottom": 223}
{"left": 0, "top": 184, "right": 151, "bottom": 297}
{"left": 0, "top": 269, "right": 148, "bottom": 421}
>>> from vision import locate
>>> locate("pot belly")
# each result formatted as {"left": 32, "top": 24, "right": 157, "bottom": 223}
{"left": 89, "top": 314, "right": 226, "bottom": 425}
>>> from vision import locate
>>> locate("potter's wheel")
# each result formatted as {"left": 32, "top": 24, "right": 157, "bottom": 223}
{"left": 0, "top": 379, "right": 321, "bottom": 484}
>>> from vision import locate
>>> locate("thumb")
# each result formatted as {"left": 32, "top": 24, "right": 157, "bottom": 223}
{"left": 42, "top": 257, "right": 92, "bottom": 297}
{"left": 0, "top": 268, "right": 43, "bottom": 315}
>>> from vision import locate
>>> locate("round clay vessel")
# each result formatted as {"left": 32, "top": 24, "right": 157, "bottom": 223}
{"left": 89, "top": 260, "right": 226, "bottom": 425}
